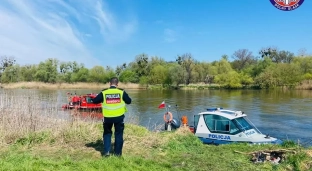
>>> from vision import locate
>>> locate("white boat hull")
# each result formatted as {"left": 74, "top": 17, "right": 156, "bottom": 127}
{"left": 192, "top": 108, "right": 283, "bottom": 145}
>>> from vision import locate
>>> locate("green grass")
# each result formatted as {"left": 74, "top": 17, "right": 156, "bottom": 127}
{"left": 0, "top": 124, "right": 311, "bottom": 171}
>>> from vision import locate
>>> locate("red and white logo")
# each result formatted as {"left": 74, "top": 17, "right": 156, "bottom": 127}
{"left": 105, "top": 94, "right": 121, "bottom": 104}
{"left": 270, "top": 0, "right": 304, "bottom": 11}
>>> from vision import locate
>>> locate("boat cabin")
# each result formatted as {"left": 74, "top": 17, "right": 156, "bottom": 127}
{"left": 193, "top": 108, "right": 261, "bottom": 135}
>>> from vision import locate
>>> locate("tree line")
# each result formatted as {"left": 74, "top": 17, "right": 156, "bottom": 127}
{"left": 1, "top": 47, "right": 312, "bottom": 89}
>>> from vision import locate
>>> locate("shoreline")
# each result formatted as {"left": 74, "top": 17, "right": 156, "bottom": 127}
{"left": 0, "top": 82, "right": 222, "bottom": 90}
{"left": 1, "top": 81, "right": 312, "bottom": 90}
{"left": 0, "top": 82, "right": 146, "bottom": 90}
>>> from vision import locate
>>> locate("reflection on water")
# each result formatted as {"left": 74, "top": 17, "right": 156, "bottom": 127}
{"left": 1, "top": 88, "right": 312, "bottom": 145}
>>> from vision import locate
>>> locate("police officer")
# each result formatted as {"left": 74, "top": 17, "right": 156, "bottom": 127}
{"left": 91, "top": 77, "right": 132, "bottom": 157}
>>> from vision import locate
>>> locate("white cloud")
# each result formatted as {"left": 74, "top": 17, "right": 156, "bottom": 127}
{"left": 0, "top": 0, "right": 137, "bottom": 68}
{"left": 92, "top": 0, "right": 137, "bottom": 44}
{"left": 164, "top": 28, "right": 177, "bottom": 43}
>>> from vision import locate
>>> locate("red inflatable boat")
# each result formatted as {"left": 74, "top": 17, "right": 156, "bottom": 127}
{"left": 61, "top": 93, "right": 102, "bottom": 111}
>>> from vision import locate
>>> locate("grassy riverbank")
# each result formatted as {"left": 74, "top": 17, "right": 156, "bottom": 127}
{"left": 0, "top": 123, "right": 311, "bottom": 171}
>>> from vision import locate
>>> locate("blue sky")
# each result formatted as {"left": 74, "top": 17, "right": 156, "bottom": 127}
{"left": 0, "top": 0, "right": 311, "bottom": 68}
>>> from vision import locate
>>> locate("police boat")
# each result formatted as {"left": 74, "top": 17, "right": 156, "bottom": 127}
{"left": 189, "top": 107, "right": 283, "bottom": 145}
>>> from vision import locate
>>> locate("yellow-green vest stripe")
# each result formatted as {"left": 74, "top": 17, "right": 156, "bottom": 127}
{"left": 102, "top": 88, "right": 127, "bottom": 117}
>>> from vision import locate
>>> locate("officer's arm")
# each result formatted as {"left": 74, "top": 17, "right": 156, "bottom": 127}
{"left": 122, "top": 91, "right": 132, "bottom": 104}
{"left": 91, "top": 92, "right": 104, "bottom": 104}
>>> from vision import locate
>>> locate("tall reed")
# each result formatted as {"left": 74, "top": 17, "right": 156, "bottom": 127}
{"left": 0, "top": 90, "right": 100, "bottom": 144}
{"left": 0, "top": 89, "right": 161, "bottom": 145}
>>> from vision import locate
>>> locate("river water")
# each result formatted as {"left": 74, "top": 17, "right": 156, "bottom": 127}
{"left": 1, "top": 88, "right": 312, "bottom": 145}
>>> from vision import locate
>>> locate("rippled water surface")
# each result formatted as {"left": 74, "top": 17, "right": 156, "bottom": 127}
{"left": 1, "top": 88, "right": 312, "bottom": 145}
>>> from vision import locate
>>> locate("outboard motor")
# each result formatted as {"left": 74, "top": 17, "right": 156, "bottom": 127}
{"left": 171, "top": 118, "right": 181, "bottom": 129}
{"left": 165, "top": 118, "right": 181, "bottom": 130}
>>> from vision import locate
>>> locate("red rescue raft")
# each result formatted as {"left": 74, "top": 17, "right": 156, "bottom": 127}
{"left": 61, "top": 93, "right": 102, "bottom": 111}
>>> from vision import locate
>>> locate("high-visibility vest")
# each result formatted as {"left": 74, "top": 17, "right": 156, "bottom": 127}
{"left": 102, "top": 88, "right": 127, "bottom": 117}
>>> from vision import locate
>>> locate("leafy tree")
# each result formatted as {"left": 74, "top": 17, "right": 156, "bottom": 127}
{"left": 231, "top": 49, "right": 256, "bottom": 70}
{"left": 192, "top": 62, "right": 203, "bottom": 83}
{"left": 239, "top": 72, "right": 254, "bottom": 86}
{"left": 275, "top": 63, "right": 302, "bottom": 86}
{"left": 149, "top": 56, "right": 166, "bottom": 68}
{"left": 168, "top": 63, "right": 185, "bottom": 87}
{"left": 0, "top": 56, "right": 16, "bottom": 81}
{"left": 259, "top": 47, "right": 278, "bottom": 59}
{"left": 250, "top": 57, "right": 274, "bottom": 77}
{"left": 59, "top": 62, "right": 73, "bottom": 83}
{"left": 214, "top": 58, "right": 232, "bottom": 74}
{"left": 71, "top": 68, "right": 89, "bottom": 82}
{"left": 71, "top": 61, "right": 82, "bottom": 73}
{"left": 176, "top": 53, "right": 195, "bottom": 85}
{"left": 115, "top": 63, "right": 127, "bottom": 77}
{"left": 130, "top": 53, "right": 150, "bottom": 77}
{"left": 214, "top": 71, "right": 242, "bottom": 89}
{"left": 303, "top": 73, "right": 312, "bottom": 80}
{"left": 1, "top": 65, "right": 20, "bottom": 83}
{"left": 0, "top": 56, "right": 16, "bottom": 72}
{"left": 139, "top": 76, "right": 149, "bottom": 87}
{"left": 254, "top": 63, "right": 302, "bottom": 88}
{"left": 259, "top": 47, "right": 294, "bottom": 63}
{"left": 88, "top": 66, "right": 106, "bottom": 83}
{"left": 278, "top": 50, "right": 295, "bottom": 63}
{"left": 19, "top": 65, "right": 37, "bottom": 81}
{"left": 105, "top": 66, "right": 117, "bottom": 83}
{"left": 292, "top": 56, "right": 312, "bottom": 74}
{"left": 34, "top": 58, "right": 58, "bottom": 83}
{"left": 199, "top": 62, "right": 214, "bottom": 84}
{"left": 254, "top": 68, "right": 277, "bottom": 89}
{"left": 119, "top": 69, "right": 139, "bottom": 83}
{"left": 149, "top": 64, "right": 168, "bottom": 86}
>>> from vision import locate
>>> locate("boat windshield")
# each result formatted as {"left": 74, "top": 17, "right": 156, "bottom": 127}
{"left": 202, "top": 114, "right": 241, "bottom": 135}
{"left": 232, "top": 117, "right": 257, "bottom": 132}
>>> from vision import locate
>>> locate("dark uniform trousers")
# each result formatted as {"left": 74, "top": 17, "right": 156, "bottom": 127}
{"left": 103, "top": 114, "right": 125, "bottom": 156}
